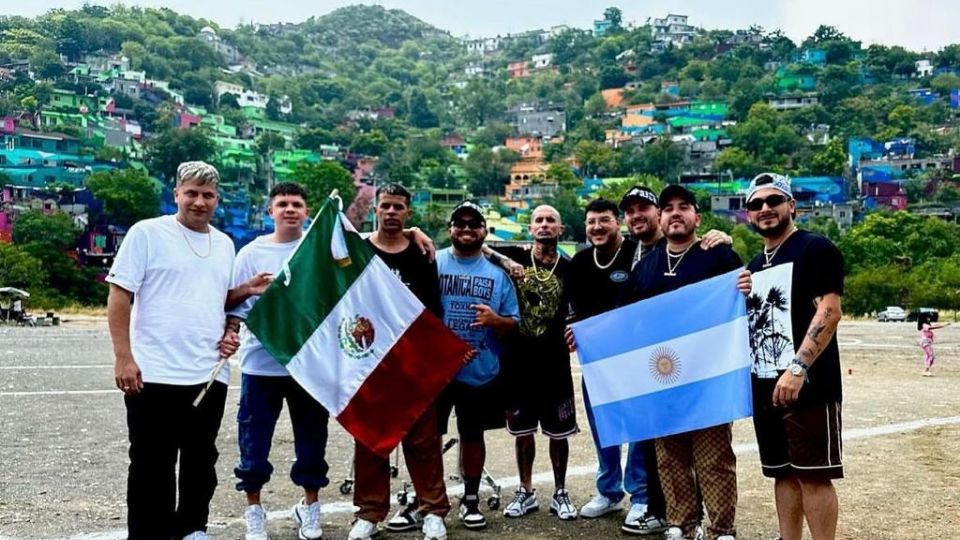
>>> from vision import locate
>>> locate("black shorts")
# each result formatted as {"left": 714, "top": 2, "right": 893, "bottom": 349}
{"left": 504, "top": 361, "right": 579, "bottom": 439}
{"left": 436, "top": 377, "right": 505, "bottom": 442}
{"left": 752, "top": 378, "right": 843, "bottom": 480}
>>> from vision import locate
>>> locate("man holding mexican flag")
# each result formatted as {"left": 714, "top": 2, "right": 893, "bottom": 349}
{"left": 243, "top": 189, "right": 473, "bottom": 536}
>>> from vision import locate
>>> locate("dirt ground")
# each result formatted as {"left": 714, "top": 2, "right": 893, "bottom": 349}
{"left": 0, "top": 319, "right": 958, "bottom": 540}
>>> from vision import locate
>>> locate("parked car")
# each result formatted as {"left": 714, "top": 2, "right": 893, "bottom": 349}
{"left": 907, "top": 307, "right": 939, "bottom": 323}
{"left": 877, "top": 306, "right": 906, "bottom": 322}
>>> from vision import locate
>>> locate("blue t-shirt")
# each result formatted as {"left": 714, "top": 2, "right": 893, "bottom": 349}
{"left": 437, "top": 248, "right": 520, "bottom": 386}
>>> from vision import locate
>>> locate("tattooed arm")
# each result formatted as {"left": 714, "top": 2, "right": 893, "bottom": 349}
{"left": 773, "top": 292, "right": 843, "bottom": 407}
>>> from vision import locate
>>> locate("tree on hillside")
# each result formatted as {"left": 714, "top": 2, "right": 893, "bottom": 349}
{"left": 0, "top": 243, "right": 46, "bottom": 291}
{"left": 810, "top": 138, "right": 847, "bottom": 176}
{"left": 603, "top": 7, "right": 623, "bottom": 32}
{"left": 458, "top": 79, "right": 504, "bottom": 127}
{"left": 146, "top": 128, "right": 217, "bottom": 181}
{"left": 85, "top": 169, "right": 161, "bottom": 227}
{"left": 290, "top": 161, "right": 357, "bottom": 212}
{"left": 464, "top": 147, "right": 518, "bottom": 195}
{"left": 12, "top": 211, "right": 78, "bottom": 247}
{"left": 404, "top": 90, "right": 439, "bottom": 129}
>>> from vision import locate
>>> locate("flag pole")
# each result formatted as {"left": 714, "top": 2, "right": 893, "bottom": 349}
{"left": 193, "top": 355, "right": 229, "bottom": 407}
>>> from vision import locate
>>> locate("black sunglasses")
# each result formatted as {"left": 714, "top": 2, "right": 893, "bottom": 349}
{"left": 746, "top": 194, "right": 790, "bottom": 212}
{"left": 452, "top": 218, "right": 483, "bottom": 230}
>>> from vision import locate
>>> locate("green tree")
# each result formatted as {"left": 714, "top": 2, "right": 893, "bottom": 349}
{"left": 12, "top": 211, "right": 79, "bottom": 247}
{"left": 546, "top": 163, "right": 581, "bottom": 189}
{"left": 603, "top": 7, "right": 623, "bottom": 31}
{"left": 85, "top": 169, "right": 161, "bottom": 227}
{"left": 810, "top": 138, "right": 847, "bottom": 176}
{"left": 464, "top": 147, "right": 518, "bottom": 196}
{"left": 350, "top": 130, "right": 389, "bottom": 157}
{"left": 714, "top": 147, "right": 760, "bottom": 178}
{"left": 0, "top": 243, "right": 46, "bottom": 291}
{"left": 459, "top": 80, "right": 503, "bottom": 127}
{"left": 146, "top": 128, "right": 217, "bottom": 180}
{"left": 290, "top": 161, "right": 357, "bottom": 212}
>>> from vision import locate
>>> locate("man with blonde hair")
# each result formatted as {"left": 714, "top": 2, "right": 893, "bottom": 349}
{"left": 108, "top": 161, "right": 266, "bottom": 540}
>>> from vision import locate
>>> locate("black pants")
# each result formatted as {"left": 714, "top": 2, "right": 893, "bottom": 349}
{"left": 125, "top": 382, "right": 228, "bottom": 540}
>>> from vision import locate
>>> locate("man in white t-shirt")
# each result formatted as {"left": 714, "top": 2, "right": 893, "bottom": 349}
{"left": 106, "top": 161, "right": 267, "bottom": 540}
{"left": 220, "top": 183, "right": 329, "bottom": 540}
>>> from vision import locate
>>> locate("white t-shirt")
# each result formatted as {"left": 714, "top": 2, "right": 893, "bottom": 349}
{"left": 228, "top": 235, "right": 300, "bottom": 376}
{"left": 106, "top": 215, "right": 235, "bottom": 385}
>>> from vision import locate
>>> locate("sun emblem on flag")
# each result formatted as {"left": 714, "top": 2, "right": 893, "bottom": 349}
{"left": 649, "top": 347, "right": 681, "bottom": 385}
{"left": 338, "top": 315, "right": 376, "bottom": 359}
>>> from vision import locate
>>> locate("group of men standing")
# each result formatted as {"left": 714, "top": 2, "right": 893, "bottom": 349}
{"left": 107, "top": 160, "right": 844, "bottom": 540}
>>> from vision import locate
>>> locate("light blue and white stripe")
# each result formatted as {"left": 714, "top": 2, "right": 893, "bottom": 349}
{"left": 571, "top": 269, "right": 752, "bottom": 447}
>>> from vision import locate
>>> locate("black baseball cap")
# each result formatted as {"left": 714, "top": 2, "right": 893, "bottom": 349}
{"left": 619, "top": 185, "right": 659, "bottom": 210}
{"left": 450, "top": 200, "right": 486, "bottom": 226}
{"left": 658, "top": 184, "right": 699, "bottom": 211}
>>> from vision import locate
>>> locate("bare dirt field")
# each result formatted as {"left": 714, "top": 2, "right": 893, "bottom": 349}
{"left": 1, "top": 319, "right": 958, "bottom": 539}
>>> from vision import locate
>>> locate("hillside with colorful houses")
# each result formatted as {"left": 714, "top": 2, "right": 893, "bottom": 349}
{"left": 2, "top": 5, "right": 960, "bottom": 309}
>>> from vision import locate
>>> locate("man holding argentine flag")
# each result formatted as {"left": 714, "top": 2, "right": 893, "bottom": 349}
{"left": 622, "top": 184, "right": 752, "bottom": 540}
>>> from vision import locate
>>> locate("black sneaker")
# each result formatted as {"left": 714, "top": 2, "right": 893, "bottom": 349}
{"left": 458, "top": 494, "right": 487, "bottom": 529}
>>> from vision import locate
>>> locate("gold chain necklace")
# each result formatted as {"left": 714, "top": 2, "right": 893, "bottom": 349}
{"left": 175, "top": 218, "right": 212, "bottom": 259}
{"left": 763, "top": 227, "right": 797, "bottom": 268}
{"left": 592, "top": 240, "right": 623, "bottom": 270}
{"left": 665, "top": 242, "right": 695, "bottom": 276}
{"left": 530, "top": 246, "right": 560, "bottom": 281}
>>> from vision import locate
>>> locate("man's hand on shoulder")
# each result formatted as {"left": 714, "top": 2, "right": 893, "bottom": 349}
{"left": 700, "top": 229, "right": 733, "bottom": 250}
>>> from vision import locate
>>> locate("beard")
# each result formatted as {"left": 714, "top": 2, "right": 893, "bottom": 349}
{"left": 451, "top": 236, "right": 484, "bottom": 252}
{"left": 754, "top": 216, "right": 790, "bottom": 238}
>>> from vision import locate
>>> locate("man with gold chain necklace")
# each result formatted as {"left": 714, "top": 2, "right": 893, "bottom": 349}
{"left": 625, "top": 185, "right": 751, "bottom": 540}
{"left": 491, "top": 205, "right": 581, "bottom": 523}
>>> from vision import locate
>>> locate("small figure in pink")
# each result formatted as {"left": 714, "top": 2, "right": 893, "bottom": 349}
{"left": 919, "top": 319, "right": 950, "bottom": 376}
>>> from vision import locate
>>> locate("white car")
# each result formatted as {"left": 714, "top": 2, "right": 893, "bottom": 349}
{"left": 877, "top": 306, "right": 906, "bottom": 322}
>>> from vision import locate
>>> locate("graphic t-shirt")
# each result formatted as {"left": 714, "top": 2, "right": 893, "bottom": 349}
{"left": 106, "top": 215, "right": 235, "bottom": 385}
{"left": 368, "top": 239, "right": 442, "bottom": 318}
{"left": 437, "top": 248, "right": 520, "bottom": 386}
{"left": 567, "top": 238, "right": 639, "bottom": 322}
{"left": 228, "top": 235, "right": 299, "bottom": 376}
{"left": 496, "top": 246, "right": 571, "bottom": 360}
{"left": 746, "top": 230, "right": 844, "bottom": 403}
{"left": 627, "top": 242, "right": 743, "bottom": 303}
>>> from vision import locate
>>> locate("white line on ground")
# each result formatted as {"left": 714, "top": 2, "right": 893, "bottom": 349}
{"left": 59, "top": 415, "right": 960, "bottom": 540}
{"left": 0, "top": 386, "right": 241, "bottom": 397}
{"left": 0, "top": 364, "right": 113, "bottom": 370}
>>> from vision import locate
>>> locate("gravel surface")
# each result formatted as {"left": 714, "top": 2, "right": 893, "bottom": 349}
{"left": 1, "top": 320, "right": 958, "bottom": 539}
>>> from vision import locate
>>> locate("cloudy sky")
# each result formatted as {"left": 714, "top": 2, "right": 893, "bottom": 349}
{"left": 9, "top": 0, "right": 959, "bottom": 52}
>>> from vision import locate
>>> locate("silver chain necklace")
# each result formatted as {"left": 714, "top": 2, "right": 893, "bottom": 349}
{"left": 763, "top": 227, "right": 797, "bottom": 268}
{"left": 593, "top": 240, "right": 623, "bottom": 270}
{"left": 175, "top": 218, "right": 212, "bottom": 259}
{"left": 664, "top": 243, "right": 695, "bottom": 277}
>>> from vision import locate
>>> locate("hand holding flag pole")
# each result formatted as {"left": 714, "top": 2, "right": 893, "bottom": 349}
{"left": 193, "top": 355, "right": 229, "bottom": 407}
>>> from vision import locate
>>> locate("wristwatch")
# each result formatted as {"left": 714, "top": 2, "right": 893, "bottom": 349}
{"left": 789, "top": 358, "right": 809, "bottom": 381}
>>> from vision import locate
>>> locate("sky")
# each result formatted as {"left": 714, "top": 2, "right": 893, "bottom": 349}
{"left": 7, "top": 0, "right": 960, "bottom": 52}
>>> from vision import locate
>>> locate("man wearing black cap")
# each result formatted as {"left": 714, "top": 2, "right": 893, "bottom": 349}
{"left": 625, "top": 185, "right": 751, "bottom": 540}
{"left": 435, "top": 200, "right": 520, "bottom": 530}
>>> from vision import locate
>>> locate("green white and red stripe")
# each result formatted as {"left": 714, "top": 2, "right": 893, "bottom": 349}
{"left": 246, "top": 197, "right": 471, "bottom": 456}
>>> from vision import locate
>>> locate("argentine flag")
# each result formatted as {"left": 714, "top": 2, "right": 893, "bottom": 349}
{"left": 571, "top": 269, "right": 752, "bottom": 447}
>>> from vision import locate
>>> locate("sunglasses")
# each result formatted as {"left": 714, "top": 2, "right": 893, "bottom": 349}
{"left": 747, "top": 194, "right": 790, "bottom": 212}
{"left": 452, "top": 219, "right": 484, "bottom": 230}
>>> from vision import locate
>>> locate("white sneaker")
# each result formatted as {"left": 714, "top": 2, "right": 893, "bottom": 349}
{"left": 348, "top": 518, "right": 378, "bottom": 540}
{"left": 386, "top": 507, "right": 421, "bottom": 532}
{"left": 503, "top": 486, "right": 539, "bottom": 517}
{"left": 244, "top": 504, "right": 269, "bottom": 540}
{"left": 421, "top": 514, "right": 447, "bottom": 540}
{"left": 292, "top": 498, "right": 322, "bottom": 540}
{"left": 622, "top": 503, "right": 668, "bottom": 535}
{"left": 549, "top": 489, "right": 578, "bottom": 520}
{"left": 579, "top": 494, "right": 621, "bottom": 518}
{"left": 457, "top": 494, "right": 487, "bottom": 529}
{"left": 665, "top": 526, "right": 704, "bottom": 540}
{"left": 182, "top": 532, "right": 209, "bottom": 540}
{"left": 716, "top": 536, "right": 736, "bottom": 540}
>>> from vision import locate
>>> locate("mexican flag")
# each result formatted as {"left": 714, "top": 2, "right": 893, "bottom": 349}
{"left": 246, "top": 196, "right": 472, "bottom": 456}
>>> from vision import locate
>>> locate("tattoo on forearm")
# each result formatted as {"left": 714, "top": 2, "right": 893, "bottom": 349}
{"left": 806, "top": 323, "right": 826, "bottom": 341}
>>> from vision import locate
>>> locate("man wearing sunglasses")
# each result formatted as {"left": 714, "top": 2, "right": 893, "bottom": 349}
{"left": 435, "top": 200, "right": 520, "bottom": 531}
{"left": 744, "top": 173, "right": 844, "bottom": 540}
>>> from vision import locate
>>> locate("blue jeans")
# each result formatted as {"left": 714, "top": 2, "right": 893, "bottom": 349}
{"left": 583, "top": 380, "right": 664, "bottom": 512}
{"left": 235, "top": 374, "right": 330, "bottom": 493}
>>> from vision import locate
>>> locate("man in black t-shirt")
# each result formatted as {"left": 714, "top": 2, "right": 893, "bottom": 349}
{"left": 744, "top": 173, "right": 844, "bottom": 540}
{"left": 349, "top": 183, "right": 450, "bottom": 540}
{"left": 626, "top": 185, "right": 750, "bottom": 540}
{"left": 493, "top": 205, "right": 580, "bottom": 522}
